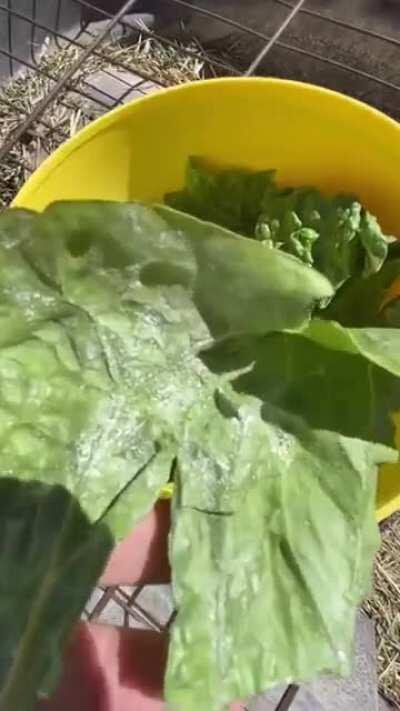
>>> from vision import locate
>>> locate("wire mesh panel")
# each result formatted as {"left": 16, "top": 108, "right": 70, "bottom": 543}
{"left": 0, "top": 0, "right": 83, "bottom": 79}
{"left": 1, "top": 0, "right": 400, "bottom": 208}
{"left": 0, "top": 2, "right": 399, "bottom": 709}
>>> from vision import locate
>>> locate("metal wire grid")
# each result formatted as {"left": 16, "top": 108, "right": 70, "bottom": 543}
{"left": 1, "top": 0, "right": 400, "bottom": 173}
{"left": 0, "top": 1, "right": 396, "bottom": 708}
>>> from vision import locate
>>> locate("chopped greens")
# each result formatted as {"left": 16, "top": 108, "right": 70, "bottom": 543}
{"left": 0, "top": 159, "right": 399, "bottom": 711}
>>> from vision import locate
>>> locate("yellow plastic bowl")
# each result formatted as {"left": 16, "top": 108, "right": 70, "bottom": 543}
{"left": 13, "top": 78, "right": 400, "bottom": 521}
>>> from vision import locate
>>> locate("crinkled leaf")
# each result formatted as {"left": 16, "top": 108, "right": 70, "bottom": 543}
{"left": 167, "top": 396, "right": 395, "bottom": 711}
{"left": 0, "top": 200, "right": 331, "bottom": 709}
{"left": 166, "top": 157, "right": 275, "bottom": 236}
{"left": 166, "top": 321, "right": 400, "bottom": 711}
{"left": 0, "top": 205, "right": 178, "bottom": 544}
{"left": 0, "top": 309, "right": 173, "bottom": 527}
{"left": 168, "top": 159, "right": 391, "bottom": 290}
{"left": 259, "top": 190, "right": 390, "bottom": 288}
{"left": 0, "top": 200, "right": 398, "bottom": 711}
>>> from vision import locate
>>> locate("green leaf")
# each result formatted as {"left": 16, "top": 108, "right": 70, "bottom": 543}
{"left": 259, "top": 190, "right": 390, "bottom": 289}
{"left": 0, "top": 200, "right": 332, "bottom": 709}
{"left": 0, "top": 479, "right": 113, "bottom": 711}
{"left": 166, "top": 157, "right": 275, "bottom": 236}
{"left": 257, "top": 187, "right": 323, "bottom": 265}
{"left": 168, "top": 160, "right": 391, "bottom": 290}
{"left": 21, "top": 201, "right": 333, "bottom": 337}
{"left": 167, "top": 397, "right": 394, "bottom": 711}
{"left": 303, "top": 318, "right": 400, "bottom": 379}
{"left": 154, "top": 205, "right": 333, "bottom": 337}
{"left": 0, "top": 201, "right": 397, "bottom": 711}
{"left": 166, "top": 319, "right": 399, "bottom": 710}
{"left": 359, "top": 212, "right": 391, "bottom": 276}
{"left": 203, "top": 325, "right": 400, "bottom": 449}
{"left": 323, "top": 259, "right": 400, "bottom": 328}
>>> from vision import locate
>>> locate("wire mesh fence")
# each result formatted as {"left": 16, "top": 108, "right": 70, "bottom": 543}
{"left": 1, "top": 0, "right": 400, "bottom": 205}
{"left": 1, "top": 2, "right": 399, "bottom": 709}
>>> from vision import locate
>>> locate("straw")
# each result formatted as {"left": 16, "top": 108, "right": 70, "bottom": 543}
{"left": 364, "top": 513, "right": 400, "bottom": 706}
{"left": 0, "top": 32, "right": 205, "bottom": 208}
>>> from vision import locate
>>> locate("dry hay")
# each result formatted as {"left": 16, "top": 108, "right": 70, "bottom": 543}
{"left": 365, "top": 513, "right": 400, "bottom": 708}
{"left": 0, "top": 31, "right": 205, "bottom": 208}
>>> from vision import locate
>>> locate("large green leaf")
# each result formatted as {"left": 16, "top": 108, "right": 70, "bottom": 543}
{"left": 0, "top": 200, "right": 330, "bottom": 519}
{"left": 167, "top": 397, "right": 395, "bottom": 711}
{"left": 27, "top": 201, "right": 331, "bottom": 339}
{"left": 202, "top": 329, "right": 399, "bottom": 447}
{"left": 166, "top": 323, "right": 400, "bottom": 710}
{"left": 0, "top": 201, "right": 397, "bottom": 711}
{"left": 0, "top": 200, "right": 332, "bottom": 709}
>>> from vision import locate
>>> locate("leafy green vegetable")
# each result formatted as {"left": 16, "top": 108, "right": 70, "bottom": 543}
{"left": 154, "top": 205, "right": 332, "bottom": 336}
{"left": 202, "top": 325, "right": 400, "bottom": 447}
{"left": 168, "top": 159, "right": 392, "bottom": 290}
{"left": 167, "top": 157, "right": 275, "bottom": 236}
{"left": 168, "top": 419, "right": 392, "bottom": 711}
{"left": 0, "top": 200, "right": 332, "bottom": 709}
{"left": 303, "top": 319, "right": 400, "bottom": 379}
{"left": 0, "top": 480, "right": 112, "bottom": 711}
{"left": 0, "top": 189, "right": 398, "bottom": 711}
{"left": 166, "top": 318, "right": 400, "bottom": 710}
{"left": 323, "top": 258, "right": 400, "bottom": 327}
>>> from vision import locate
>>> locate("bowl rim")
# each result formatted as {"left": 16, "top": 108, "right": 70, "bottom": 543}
{"left": 13, "top": 76, "right": 400, "bottom": 208}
